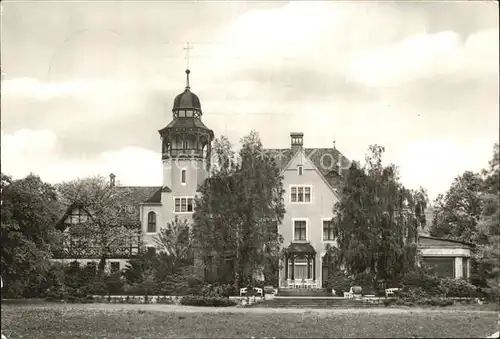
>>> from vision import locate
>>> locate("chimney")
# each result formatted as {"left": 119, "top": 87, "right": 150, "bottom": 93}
{"left": 109, "top": 173, "right": 116, "bottom": 187}
{"left": 290, "top": 132, "right": 304, "bottom": 154}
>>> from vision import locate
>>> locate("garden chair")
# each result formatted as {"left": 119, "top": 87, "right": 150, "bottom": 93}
{"left": 287, "top": 279, "right": 294, "bottom": 288}
{"left": 305, "top": 278, "right": 313, "bottom": 288}
{"left": 385, "top": 288, "right": 399, "bottom": 298}
{"left": 254, "top": 287, "right": 263, "bottom": 297}
{"left": 239, "top": 287, "right": 247, "bottom": 296}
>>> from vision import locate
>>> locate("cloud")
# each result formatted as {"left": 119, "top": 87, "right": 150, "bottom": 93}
{"left": 2, "top": 77, "right": 100, "bottom": 100}
{"left": 1, "top": 1, "right": 498, "bottom": 201}
{"left": 1, "top": 129, "right": 161, "bottom": 186}
{"left": 392, "top": 137, "right": 496, "bottom": 200}
{"left": 349, "top": 28, "right": 498, "bottom": 87}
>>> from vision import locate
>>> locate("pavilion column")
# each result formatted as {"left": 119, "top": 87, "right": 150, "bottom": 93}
{"left": 307, "top": 257, "right": 311, "bottom": 279}
{"left": 284, "top": 254, "right": 288, "bottom": 281}
{"left": 313, "top": 254, "right": 316, "bottom": 281}
{"left": 291, "top": 255, "right": 295, "bottom": 280}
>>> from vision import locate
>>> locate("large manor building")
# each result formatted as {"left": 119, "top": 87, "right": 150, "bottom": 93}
{"left": 54, "top": 70, "right": 472, "bottom": 285}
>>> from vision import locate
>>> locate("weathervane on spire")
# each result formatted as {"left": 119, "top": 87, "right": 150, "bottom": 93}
{"left": 183, "top": 42, "right": 193, "bottom": 70}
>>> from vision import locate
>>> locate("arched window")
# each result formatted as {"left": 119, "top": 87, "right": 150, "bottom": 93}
{"left": 147, "top": 212, "right": 156, "bottom": 233}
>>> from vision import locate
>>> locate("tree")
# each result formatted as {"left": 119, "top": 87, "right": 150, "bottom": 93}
{"left": 0, "top": 173, "right": 60, "bottom": 297}
{"left": 429, "top": 171, "right": 484, "bottom": 243}
{"left": 192, "top": 131, "right": 285, "bottom": 287}
{"left": 473, "top": 143, "right": 500, "bottom": 289}
{"left": 57, "top": 176, "right": 141, "bottom": 273}
{"left": 332, "top": 145, "right": 428, "bottom": 284}
{"left": 153, "top": 216, "right": 193, "bottom": 269}
{"left": 428, "top": 143, "right": 499, "bottom": 291}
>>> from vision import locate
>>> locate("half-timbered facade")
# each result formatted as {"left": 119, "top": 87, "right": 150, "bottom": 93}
{"left": 52, "top": 185, "right": 159, "bottom": 272}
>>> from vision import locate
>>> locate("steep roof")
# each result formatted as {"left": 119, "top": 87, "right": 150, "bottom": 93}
{"left": 56, "top": 185, "right": 161, "bottom": 230}
{"left": 143, "top": 186, "right": 172, "bottom": 204}
{"left": 117, "top": 186, "right": 161, "bottom": 204}
{"left": 264, "top": 147, "right": 351, "bottom": 191}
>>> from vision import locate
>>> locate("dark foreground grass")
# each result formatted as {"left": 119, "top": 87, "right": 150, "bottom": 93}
{"left": 1, "top": 303, "right": 498, "bottom": 338}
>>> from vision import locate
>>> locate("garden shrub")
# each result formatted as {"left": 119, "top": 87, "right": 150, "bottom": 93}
{"left": 180, "top": 295, "right": 237, "bottom": 307}
{"left": 398, "top": 287, "right": 429, "bottom": 303}
{"left": 326, "top": 271, "right": 353, "bottom": 296}
{"left": 480, "top": 286, "right": 500, "bottom": 303}
{"left": 423, "top": 298, "right": 454, "bottom": 307}
{"left": 197, "top": 283, "right": 236, "bottom": 297}
{"left": 103, "top": 272, "right": 124, "bottom": 295}
{"left": 400, "top": 269, "right": 445, "bottom": 297}
{"left": 439, "top": 278, "right": 478, "bottom": 298}
{"left": 352, "top": 272, "right": 376, "bottom": 293}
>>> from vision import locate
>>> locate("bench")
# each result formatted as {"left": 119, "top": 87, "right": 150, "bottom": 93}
{"left": 385, "top": 288, "right": 400, "bottom": 298}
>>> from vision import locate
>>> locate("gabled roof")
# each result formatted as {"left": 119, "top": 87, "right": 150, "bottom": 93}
{"left": 143, "top": 186, "right": 171, "bottom": 204}
{"left": 56, "top": 186, "right": 161, "bottom": 230}
{"left": 264, "top": 147, "right": 351, "bottom": 192}
{"left": 117, "top": 186, "right": 161, "bottom": 204}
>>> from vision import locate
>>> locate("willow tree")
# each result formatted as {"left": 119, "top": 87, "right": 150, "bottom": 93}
{"left": 332, "top": 145, "right": 428, "bottom": 284}
{"left": 192, "top": 131, "right": 285, "bottom": 287}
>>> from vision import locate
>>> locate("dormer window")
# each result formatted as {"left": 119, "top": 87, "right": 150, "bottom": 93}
{"left": 297, "top": 165, "right": 303, "bottom": 176}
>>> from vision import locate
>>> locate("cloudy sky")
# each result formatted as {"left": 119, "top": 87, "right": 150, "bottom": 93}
{"left": 1, "top": 0, "right": 498, "bottom": 201}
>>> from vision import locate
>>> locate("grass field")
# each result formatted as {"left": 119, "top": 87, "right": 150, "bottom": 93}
{"left": 1, "top": 302, "right": 498, "bottom": 338}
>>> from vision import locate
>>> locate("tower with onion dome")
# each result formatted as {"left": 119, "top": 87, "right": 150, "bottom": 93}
{"left": 158, "top": 69, "right": 214, "bottom": 204}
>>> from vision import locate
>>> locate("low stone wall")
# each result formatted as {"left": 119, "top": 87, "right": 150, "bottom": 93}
{"left": 89, "top": 295, "right": 264, "bottom": 306}
{"left": 229, "top": 296, "right": 265, "bottom": 306}
{"left": 91, "top": 295, "right": 182, "bottom": 304}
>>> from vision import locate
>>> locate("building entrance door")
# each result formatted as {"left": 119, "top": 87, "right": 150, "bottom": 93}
{"left": 322, "top": 265, "right": 329, "bottom": 288}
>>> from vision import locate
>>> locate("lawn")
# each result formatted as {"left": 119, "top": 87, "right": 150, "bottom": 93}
{"left": 1, "top": 302, "right": 498, "bottom": 338}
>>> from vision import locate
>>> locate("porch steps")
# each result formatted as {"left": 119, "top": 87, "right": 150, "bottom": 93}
{"left": 277, "top": 288, "right": 332, "bottom": 297}
{"left": 257, "top": 296, "right": 383, "bottom": 308}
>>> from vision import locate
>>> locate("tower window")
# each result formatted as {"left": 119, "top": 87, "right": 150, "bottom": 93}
{"left": 181, "top": 169, "right": 186, "bottom": 185}
{"left": 174, "top": 197, "right": 195, "bottom": 213}
{"left": 297, "top": 165, "right": 303, "bottom": 175}
{"left": 183, "top": 140, "right": 190, "bottom": 149}
{"left": 147, "top": 211, "right": 157, "bottom": 233}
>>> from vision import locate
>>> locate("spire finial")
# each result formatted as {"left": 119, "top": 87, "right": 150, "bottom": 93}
{"left": 183, "top": 42, "right": 193, "bottom": 70}
{"left": 183, "top": 42, "right": 193, "bottom": 89}
{"left": 185, "top": 69, "right": 191, "bottom": 89}
{"left": 333, "top": 140, "right": 336, "bottom": 150}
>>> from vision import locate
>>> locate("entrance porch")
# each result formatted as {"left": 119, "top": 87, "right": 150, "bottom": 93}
{"left": 280, "top": 242, "right": 320, "bottom": 288}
